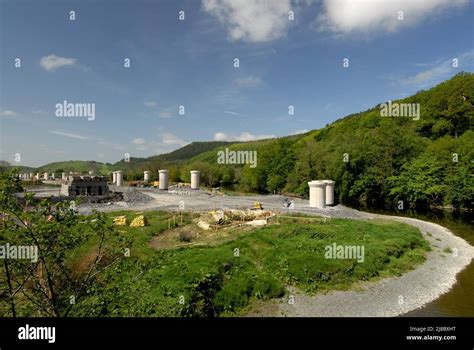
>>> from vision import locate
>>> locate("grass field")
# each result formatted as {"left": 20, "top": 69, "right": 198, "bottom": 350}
{"left": 66, "top": 210, "right": 429, "bottom": 317}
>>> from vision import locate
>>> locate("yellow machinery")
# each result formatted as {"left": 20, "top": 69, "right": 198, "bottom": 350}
{"left": 252, "top": 201, "right": 263, "bottom": 210}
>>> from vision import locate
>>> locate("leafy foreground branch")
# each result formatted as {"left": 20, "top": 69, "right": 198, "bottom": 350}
{"left": 0, "top": 169, "right": 129, "bottom": 317}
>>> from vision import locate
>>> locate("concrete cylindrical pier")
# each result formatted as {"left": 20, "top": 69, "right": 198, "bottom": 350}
{"left": 116, "top": 171, "right": 123, "bottom": 187}
{"left": 159, "top": 170, "right": 169, "bottom": 190}
{"left": 324, "top": 180, "right": 335, "bottom": 206}
{"left": 308, "top": 180, "right": 326, "bottom": 209}
{"left": 144, "top": 171, "right": 151, "bottom": 183}
{"left": 62, "top": 173, "right": 66, "bottom": 181}
{"left": 29, "top": 173, "right": 34, "bottom": 180}
{"left": 43, "top": 172, "right": 49, "bottom": 181}
{"left": 190, "top": 170, "right": 200, "bottom": 190}
{"left": 112, "top": 172, "right": 117, "bottom": 183}
{"left": 36, "top": 173, "right": 40, "bottom": 180}
{"left": 51, "top": 173, "right": 55, "bottom": 180}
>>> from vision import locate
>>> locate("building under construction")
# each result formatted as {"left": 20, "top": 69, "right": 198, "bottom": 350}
{"left": 60, "top": 175, "right": 110, "bottom": 197}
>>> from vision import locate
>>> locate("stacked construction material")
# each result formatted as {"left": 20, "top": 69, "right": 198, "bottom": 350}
{"left": 113, "top": 216, "right": 128, "bottom": 226}
{"left": 130, "top": 215, "right": 147, "bottom": 227}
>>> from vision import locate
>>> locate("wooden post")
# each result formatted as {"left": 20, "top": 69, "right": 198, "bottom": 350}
{"left": 173, "top": 215, "right": 176, "bottom": 227}
{"left": 180, "top": 212, "right": 183, "bottom": 225}
{"left": 168, "top": 219, "right": 170, "bottom": 230}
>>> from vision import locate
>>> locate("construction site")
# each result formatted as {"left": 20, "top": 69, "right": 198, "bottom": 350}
{"left": 20, "top": 169, "right": 346, "bottom": 218}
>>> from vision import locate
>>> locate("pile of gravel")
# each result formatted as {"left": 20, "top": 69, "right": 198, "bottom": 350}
{"left": 121, "top": 188, "right": 154, "bottom": 205}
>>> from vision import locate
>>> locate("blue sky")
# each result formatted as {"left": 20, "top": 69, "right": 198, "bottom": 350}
{"left": 1, "top": 0, "right": 473, "bottom": 167}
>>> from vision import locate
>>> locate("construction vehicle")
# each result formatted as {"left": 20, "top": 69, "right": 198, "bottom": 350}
{"left": 252, "top": 201, "right": 263, "bottom": 210}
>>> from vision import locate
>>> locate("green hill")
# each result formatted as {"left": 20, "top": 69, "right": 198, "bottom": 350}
{"left": 34, "top": 160, "right": 111, "bottom": 175}
{"left": 5, "top": 72, "right": 472, "bottom": 209}
{"left": 151, "top": 141, "right": 234, "bottom": 162}
{"left": 0, "top": 161, "right": 35, "bottom": 173}
{"left": 171, "top": 72, "right": 474, "bottom": 209}
{"left": 24, "top": 141, "right": 237, "bottom": 177}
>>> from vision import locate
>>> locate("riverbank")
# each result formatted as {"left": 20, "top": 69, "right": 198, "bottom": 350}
{"left": 248, "top": 212, "right": 474, "bottom": 317}
{"left": 25, "top": 187, "right": 474, "bottom": 316}
{"left": 76, "top": 188, "right": 474, "bottom": 317}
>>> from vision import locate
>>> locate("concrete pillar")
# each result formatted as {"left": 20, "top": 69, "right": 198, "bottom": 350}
{"left": 308, "top": 180, "right": 326, "bottom": 209}
{"left": 36, "top": 173, "right": 40, "bottom": 180}
{"left": 29, "top": 173, "right": 34, "bottom": 180}
{"left": 324, "top": 180, "right": 335, "bottom": 206}
{"left": 116, "top": 171, "right": 123, "bottom": 187}
{"left": 62, "top": 173, "right": 66, "bottom": 181}
{"left": 159, "top": 170, "right": 169, "bottom": 190}
{"left": 51, "top": 173, "right": 55, "bottom": 180}
{"left": 43, "top": 172, "right": 49, "bottom": 181}
{"left": 144, "top": 171, "right": 151, "bottom": 183}
{"left": 112, "top": 172, "right": 117, "bottom": 183}
{"left": 190, "top": 170, "right": 200, "bottom": 190}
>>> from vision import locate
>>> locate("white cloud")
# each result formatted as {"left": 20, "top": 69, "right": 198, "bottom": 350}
{"left": 0, "top": 109, "right": 17, "bottom": 117}
{"left": 132, "top": 138, "right": 147, "bottom": 145}
{"left": 235, "top": 76, "right": 263, "bottom": 87}
{"left": 224, "top": 110, "right": 241, "bottom": 116}
{"left": 290, "top": 129, "right": 309, "bottom": 135}
{"left": 159, "top": 110, "right": 173, "bottom": 118}
{"left": 131, "top": 133, "right": 188, "bottom": 154}
{"left": 161, "top": 133, "right": 188, "bottom": 146}
{"left": 40, "top": 54, "right": 77, "bottom": 72}
{"left": 49, "top": 131, "right": 129, "bottom": 155}
{"left": 214, "top": 131, "right": 275, "bottom": 142}
{"left": 316, "top": 0, "right": 467, "bottom": 35}
{"left": 398, "top": 50, "right": 473, "bottom": 87}
{"left": 48, "top": 130, "right": 88, "bottom": 140}
{"left": 400, "top": 65, "right": 452, "bottom": 86}
{"left": 144, "top": 101, "right": 158, "bottom": 107}
{"left": 132, "top": 138, "right": 148, "bottom": 151}
{"left": 202, "top": 0, "right": 292, "bottom": 42}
